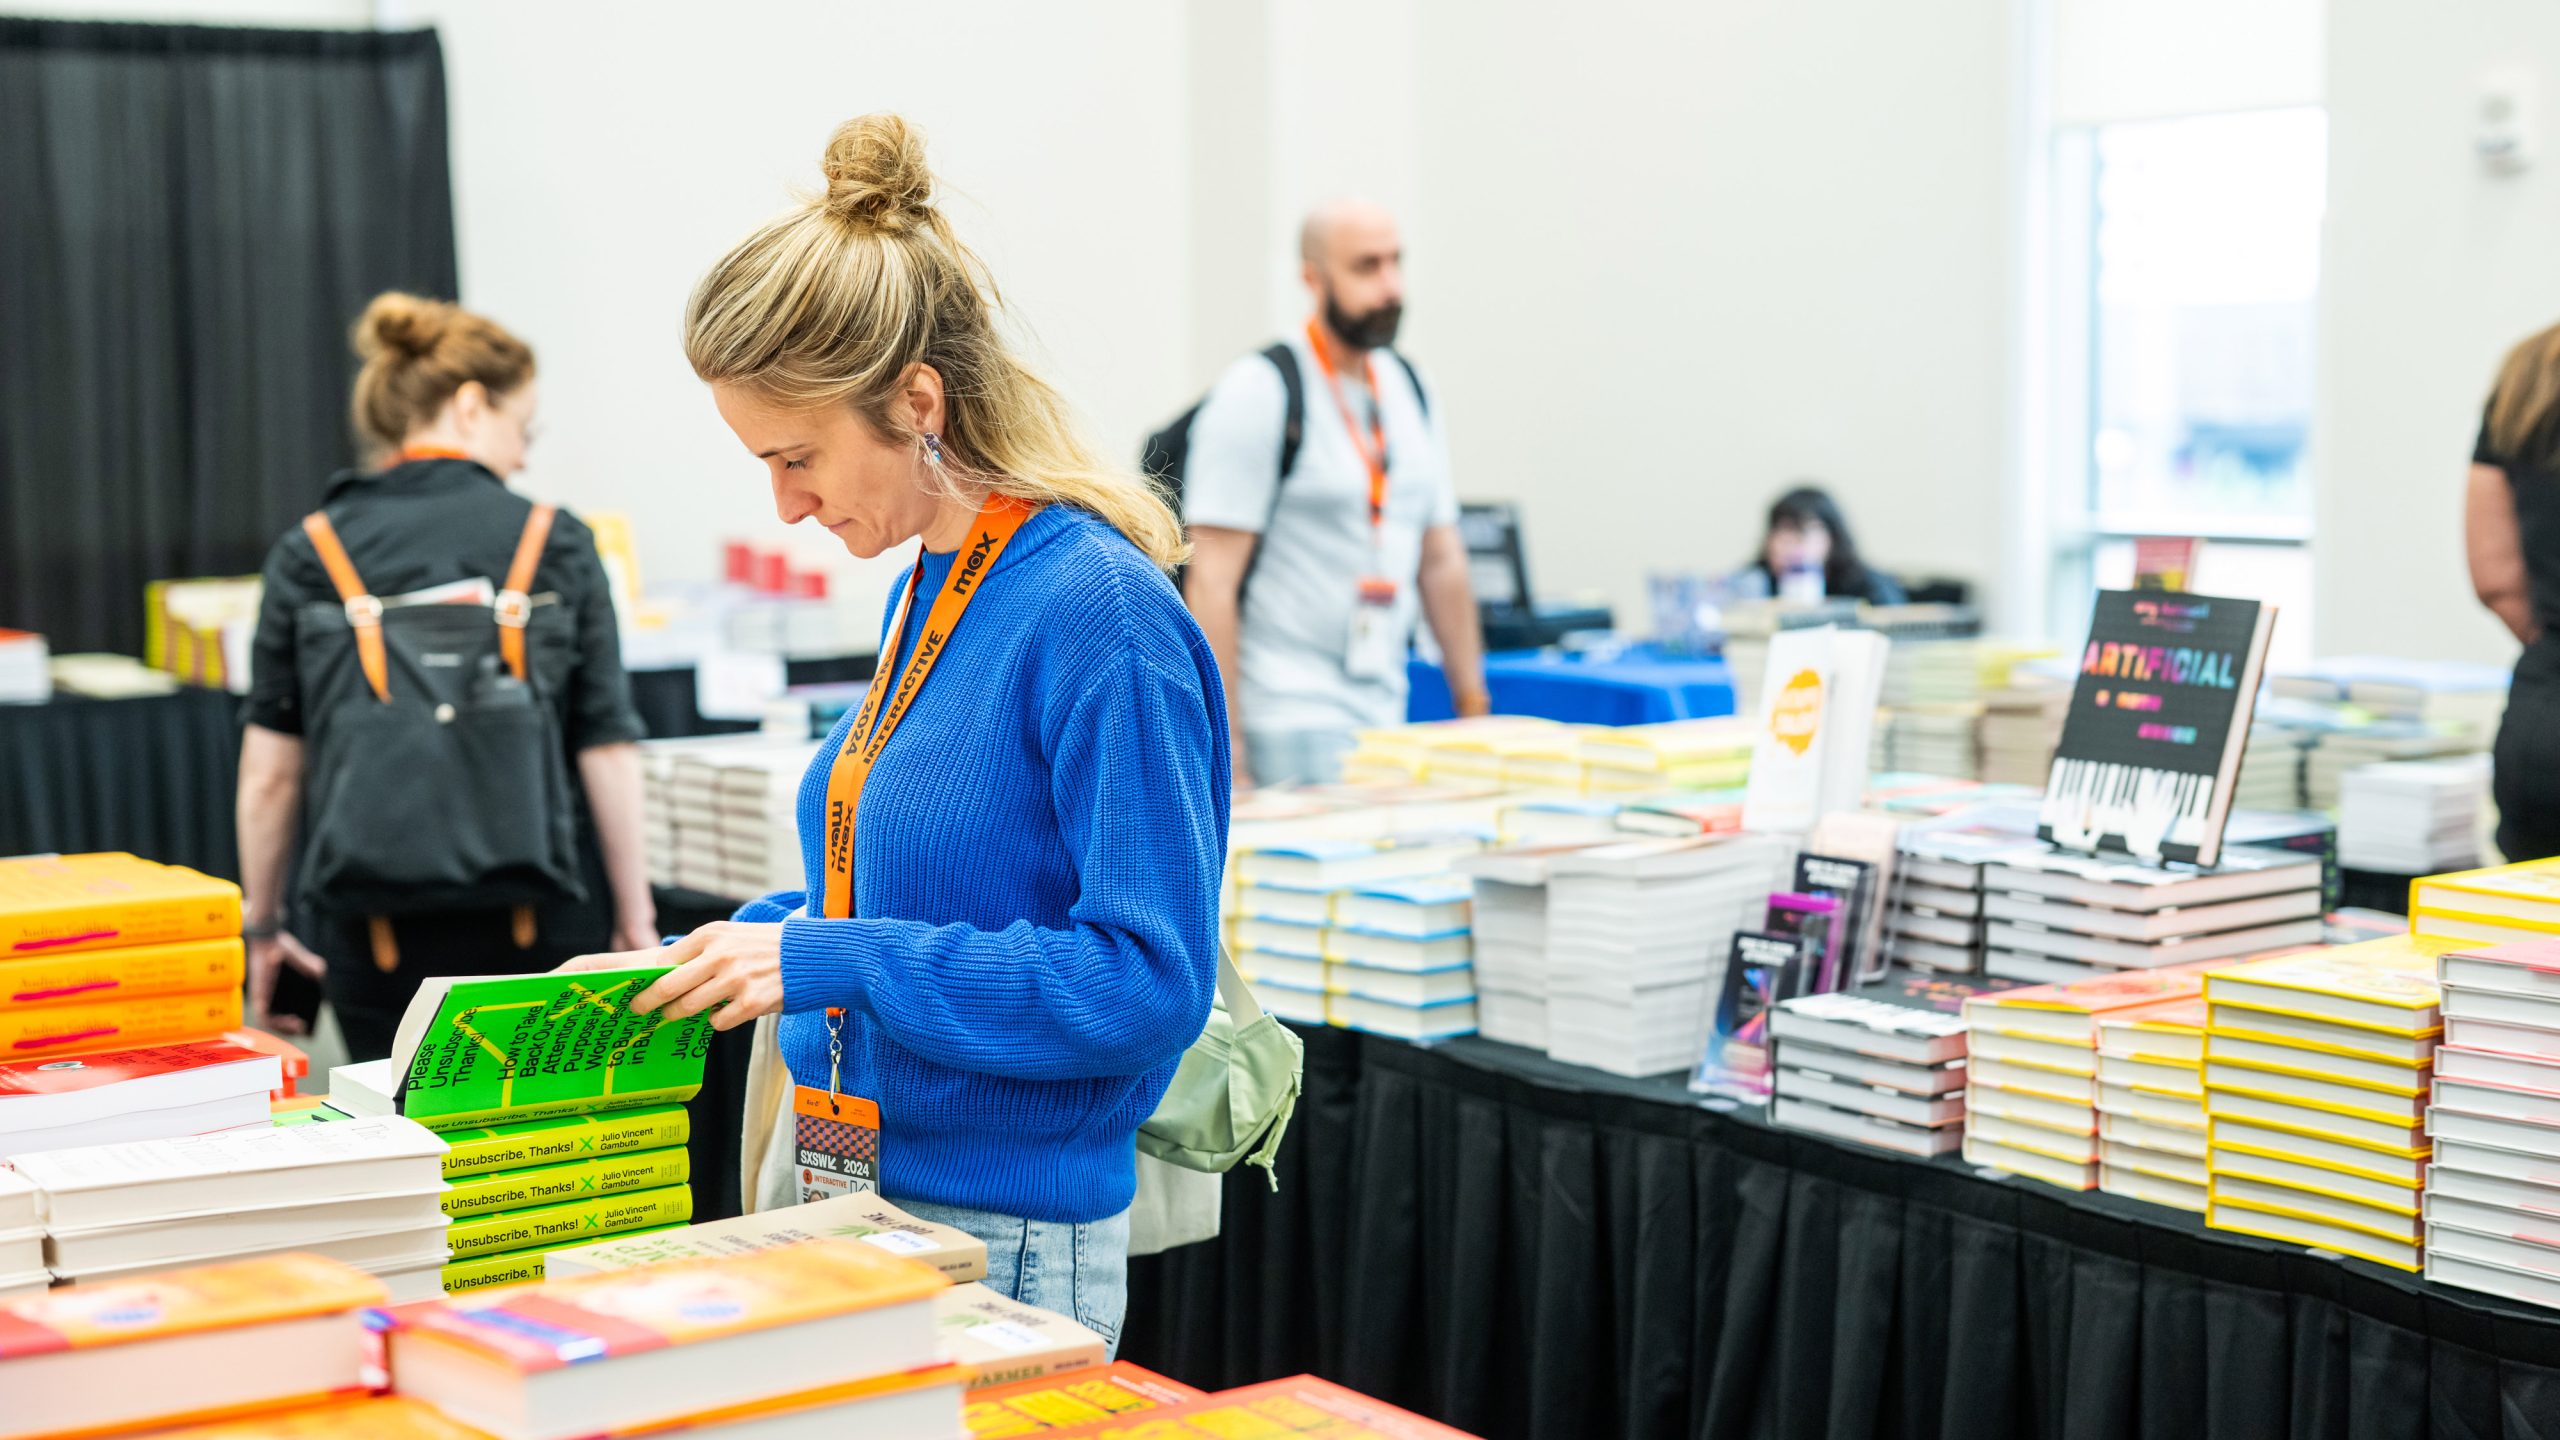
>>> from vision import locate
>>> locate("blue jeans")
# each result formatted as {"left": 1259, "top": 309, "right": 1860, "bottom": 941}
{"left": 894, "top": 1198, "right": 1132, "bottom": 1357}
{"left": 1246, "top": 728, "right": 1358, "bottom": 787}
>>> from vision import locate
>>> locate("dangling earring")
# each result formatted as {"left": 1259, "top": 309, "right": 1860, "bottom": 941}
{"left": 922, "top": 432, "right": 946, "bottom": 467}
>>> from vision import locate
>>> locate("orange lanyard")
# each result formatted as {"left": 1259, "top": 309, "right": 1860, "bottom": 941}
{"left": 396, "top": 446, "right": 472, "bottom": 464}
{"left": 819, "top": 494, "right": 1037, "bottom": 918}
{"left": 1305, "top": 320, "right": 1390, "bottom": 528}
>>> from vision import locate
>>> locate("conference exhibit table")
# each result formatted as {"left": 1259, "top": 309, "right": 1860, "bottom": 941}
{"left": 0, "top": 688, "right": 241, "bottom": 878}
{"left": 1409, "top": 648, "right": 1737, "bottom": 726}
{"left": 1121, "top": 1026, "right": 2560, "bottom": 1440}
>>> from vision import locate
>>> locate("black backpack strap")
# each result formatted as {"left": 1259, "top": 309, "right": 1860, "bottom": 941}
{"left": 1387, "top": 348, "right": 1429, "bottom": 418}
{"left": 1262, "top": 342, "right": 1304, "bottom": 484}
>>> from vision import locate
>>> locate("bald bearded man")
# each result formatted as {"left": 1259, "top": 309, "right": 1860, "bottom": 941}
{"left": 1181, "top": 201, "right": 1490, "bottom": 788}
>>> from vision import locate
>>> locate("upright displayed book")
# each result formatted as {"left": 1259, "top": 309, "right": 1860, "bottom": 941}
{"left": 2416, "top": 938, "right": 2560, "bottom": 1308}
{"left": 0, "top": 853, "right": 244, "bottom": 1059}
{"left": 1767, "top": 967, "right": 2017, "bottom": 1156}
{"left": 2202, "top": 936, "right": 2457, "bottom": 1272}
{"left": 323, "top": 968, "right": 711, "bottom": 1292}
{"left": 9, "top": 1113, "right": 450, "bottom": 1299}
{"left": 2038, "top": 590, "right": 2277, "bottom": 868}
{"left": 1976, "top": 844, "right": 2323, "bottom": 984}
{"left": 383, "top": 1239, "right": 958, "bottom": 1440}
{"left": 1544, "top": 834, "right": 1792, "bottom": 1077}
{"left": 0, "top": 1253, "right": 383, "bottom": 1440}
{"left": 1741, "top": 626, "right": 1889, "bottom": 834}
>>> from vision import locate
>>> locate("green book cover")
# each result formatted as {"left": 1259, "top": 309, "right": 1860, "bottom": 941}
{"left": 437, "top": 1106, "right": 692, "bottom": 1180}
{"left": 446, "top": 1182, "right": 694, "bottom": 1260}
{"left": 439, "top": 1224, "right": 690, "bottom": 1294}
{"left": 270, "top": 1105, "right": 349, "bottom": 1129}
{"left": 443, "top": 1148, "right": 691, "bottom": 1218}
{"left": 391, "top": 968, "right": 713, "bottom": 1131}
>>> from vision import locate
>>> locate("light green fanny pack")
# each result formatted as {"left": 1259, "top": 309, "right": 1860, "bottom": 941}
{"left": 1137, "top": 949, "right": 1304, "bottom": 1186}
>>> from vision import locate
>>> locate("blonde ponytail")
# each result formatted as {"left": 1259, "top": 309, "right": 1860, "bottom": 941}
{"left": 683, "top": 114, "right": 1188, "bottom": 569}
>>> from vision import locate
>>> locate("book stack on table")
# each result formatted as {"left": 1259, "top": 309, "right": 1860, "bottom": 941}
{"left": 1454, "top": 840, "right": 1609, "bottom": 1050}
{"left": 11, "top": 1114, "right": 451, "bottom": 1301}
{"left": 2410, "top": 857, "right": 2560, "bottom": 950}
{"left": 0, "top": 852, "right": 246, "bottom": 1056}
{"left": 1884, "top": 804, "right": 2042, "bottom": 974}
{"left": 2418, "top": 938, "right": 2560, "bottom": 1308}
{"left": 0, "top": 1171, "right": 37, "bottom": 1299}
{"left": 1545, "top": 833, "right": 1793, "bottom": 1078}
{"left": 1768, "top": 968, "right": 2015, "bottom": 1157}
{"left": 2338, "top": 756, "right": 2488, "bottom": 876}
{"left": 2202, "top": 937, "right": 2456, "bottom": 1273}
{"left": 2093, "top": 996, "right": 2212, "bottom": 1210}
{"left": 1960, "top": 964, "right": 2226, "bottom": 1195}
{"left": 1230, "top": 834, "right": 1485, "bottom": 1040}
{"left": 320, "top": 967, "right": 713, "bottom": 1293}
{"left": 1978, "top": 845, "right": 2324, "bottom": 987}
{"left": 1575, "top": 718, "right": 1756, "bottom": 795}
{"left": 640, "top": 735, "right": 818, "bottom": 898}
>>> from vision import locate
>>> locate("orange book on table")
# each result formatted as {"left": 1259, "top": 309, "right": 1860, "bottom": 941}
{"left": 1035, "top": 1375, "right": 1482, "bottom": 1439}
{"left": 0, "top": 990, "right": 241, "bottom": 1060}
{"left": 0, "top": 936, "right": 242, "bottom": 1010}
{"left": 966, "top": 1360, "right": 1205, "bottom": 1436}
{"left": 131, "top": 1395, "right": 493, "bottom": 1438}
{"left": 0, "top": 854, "right": 240, "bottom": 957}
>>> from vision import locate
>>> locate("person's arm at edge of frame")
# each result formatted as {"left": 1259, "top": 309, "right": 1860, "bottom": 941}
{"left": 1184, "top": 524, "right": 1261, "bottom": 785}
{"left": 2469, "top": 461, "right": 2542, "bottom": 646}
{"left": 1419, "top": 522, "right": 1491, "bottom": 717}
{"left": 237, "top": 724, "right": 325, "bottom": 1034}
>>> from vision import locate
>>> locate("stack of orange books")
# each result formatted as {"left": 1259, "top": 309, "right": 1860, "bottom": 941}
{"left": 0, "top": 853, "right": 243, "bottom": 1059}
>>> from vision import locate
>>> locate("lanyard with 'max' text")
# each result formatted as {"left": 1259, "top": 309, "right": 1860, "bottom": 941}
{"left": 818, "top": 493, "right": 1036, "bottom": 919}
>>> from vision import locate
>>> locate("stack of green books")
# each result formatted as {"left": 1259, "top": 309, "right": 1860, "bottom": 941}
{"left": 320, "top": 967, "right": 714, "bottom": 1293}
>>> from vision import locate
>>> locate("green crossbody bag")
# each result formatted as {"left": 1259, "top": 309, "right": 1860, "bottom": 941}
{"left": 1136, "top": 949, "right": 1304, "bottom": 1186}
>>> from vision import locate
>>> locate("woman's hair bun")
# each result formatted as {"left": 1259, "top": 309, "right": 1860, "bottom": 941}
{"left": 353, "top": 291, "right": 453, "bottom": 360}
{"left": 819, "top": 113, "right": 936, "bottom": 234}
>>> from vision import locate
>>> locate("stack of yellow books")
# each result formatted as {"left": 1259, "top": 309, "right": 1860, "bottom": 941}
{"left": 1338, "top": 716, "right": 1564, "bottom": 785}
{"left": 0, "top": 853, "right": 243, "bottom": 1058}
{"left": 2410, "top": 858, "right": 2560, "bottom": 947}
{"left": 2093, "top": 996, "right": 2210, "bottom": 1211}
{"left": 1577, "top": 718, "right": 1756, "bottom": 794}
{"left": 2201, "top": 936, "right": 2457, "bottom": 1271}
{"left": 1960, "top": 964, "right": 2222, "bottom": 1193}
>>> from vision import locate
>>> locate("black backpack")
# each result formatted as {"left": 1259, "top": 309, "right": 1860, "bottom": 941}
{"left": 291, "top": 504, "right": 586, "bottom": 918}
{"left": 1143, "top": 342, "right": 1429, "bottom": 588}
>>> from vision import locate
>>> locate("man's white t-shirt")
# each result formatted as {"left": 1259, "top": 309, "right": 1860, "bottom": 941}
{"left": 1184, "top": 334, "right": 1457, "bottom": 735}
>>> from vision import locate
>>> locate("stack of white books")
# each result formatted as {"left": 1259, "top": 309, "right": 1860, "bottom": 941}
{"left": 1498, "top": 797, "right": 1626, "bottom": 846}
{"left": 0, "top": 1170, "right": 41, "bottom": 1297}
{"left": 1978, "top": 846, "right": 2324, "bottom": 986}
{"left": 2093, "top": 996, "right": 2210, "bottom": 1210}
{"left": 1977, "top": 678, "right": 2069, "bottom": 786}
{"left": 2338, "top": 756, "right": 2488, "bottom": 875}
{"left": 1962, "top": 966, "right": 2217, "bottom": 1195}
{"left": 1885, "top": 805, "right": 2040, "bottom": 974}
{"left": 1231, "top": 833, "right": 1487, "bottom": 1032}
{"left": 2304, "top": 719, "right": 2478, "bottom": 813}
{"left": 1768, "top": 971, "right": 2001, "bottom": 1157}
{"left": 0, "top": 1040, "right": 282, "bottom": 1160}
{"left": 11, "top": 1113, "right": 451, "bottom": 1301}
{"left": 1455, "top": 842, "right": 1606, "bottom": 1049}
{"left": 0, "top": 628, "right": 48, "bottom": 704}
{"left": 1322, "top": 875, "right": 1477, "bottom": 1042}
{"left": 638, "top": 734, "right": 787, "bottom": 893}
{"left": 662, "top": 740, "right": 817, "bottom": 899}
{"left": 1871, "top": 705, "right": 1983, "bottom": 780}
{"left": 1544, "top": 834, "right": 1792, "bottom": 1077}
{"left": 2421, "top": 937, "right": 2560, "bottom": 1308}
{"left": 2234, "top": 719, "right": 2311, "bottom": 812}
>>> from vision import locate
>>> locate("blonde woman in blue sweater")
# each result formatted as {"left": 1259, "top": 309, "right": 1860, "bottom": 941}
{"left": 568, "top": 115, "right": 1226, "bottom": 1349}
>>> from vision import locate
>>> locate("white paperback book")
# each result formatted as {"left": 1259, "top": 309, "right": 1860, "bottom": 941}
{"left": 1742, "top": 627, "right": 1839, "bottom": 834}
{"left": 11, "top": 1114, "right": 446, "bottom": 1230}
{"left": 45, "top": 1190, "right": 449, "bottom": 1272}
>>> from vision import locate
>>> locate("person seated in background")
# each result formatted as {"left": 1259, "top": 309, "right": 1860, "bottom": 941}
{"left": 1731, "top": 484, "right": 1907, "bottom": 605}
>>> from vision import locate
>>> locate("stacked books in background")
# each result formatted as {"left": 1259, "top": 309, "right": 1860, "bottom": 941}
{"left": 1547, "top": 834, "right": 1791, "bottom": 1077}
{"left": 2421, "top": 938, "right": 2560, "bottom": 1308}
{"left": 323, "top": 968, "right": 712, "bottom": 1292}
{"left": 0, "top": 1039, "right": 280, "bottom": 1159}
{"left": 1767, "top": 968, "right": 2011, "bottom": 1156}
{"left": 0, "top": 629, "right": 46, "bottom": 704}
{"left": 2274, "top": 656, "right": 2510, "bottom": 743}
{"left": 1456, "top": 841, "right": 1601, "bottom": 1049}
{"left": 2304, "top": 717, "right": 2480, "bottom": 814}
{"left": 1960, "top": 964, "right": 2221, "bottom": 1194}
{"left": 0, "top": 1170, "right": 37, "bottom": 1298}
{"left": 2202, "top": 937, "right": 2455, "bottom": 1273}
{"left": 1577, "top": 717, "right": 1755, "bottom": 794}
{"left": 1977, "top": 670, "right": 2070, "bottom": 786}
{"left": 639, "top": 736, "right": 816, "bottom": 898}
{"left": 1978, "top": 845, "right": 2324, "bottom": 986}
{"left": 1884, "top": 804, "right": 2039, "bottom": 974}
{"left": 1339, "top": 716, "right": 1566, "bottom": 786}
{"left": 0, "top": 1253, "right": 388, "bottom": 1440}
{"left": 1230, "top": 833, "right": 1483, "bottom": 1039}
{"left": 2235, "top": 714, "right": 2313, "bottom": 812}
{"left": 10, "top": 1113, "right": 450, "bottom": 1300}
{"left": 2338, "top": 756, "right": 2489, "bottom": 876}
{"left": 2094, "top": 993, "right": 2211, "bottom": 1210}
{"left": 383, "top": 1240, "right": 969, "bottom": 1440}
{"left": 0, "top": 852, "right": 243, "bottom": 1056}
{"left": 2410, "top": 857, "right": 2560, "bottom": 950}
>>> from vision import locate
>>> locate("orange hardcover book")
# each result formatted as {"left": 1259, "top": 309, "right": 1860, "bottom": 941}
{"left": 0, "top": 854, "right": 241, "bottom": 957}
{"left": 616, "top": 1362, "right": 970, "bottom": 1437}
{"left": 0, "top": 936, "right": 243, "bottom": 1008}
{"left": 133, "top": 1395, "right": 496, "bottom": 1438}
{"left": 966, "top": 1360, "right": 1206, "bottom": 1436}
{"left": 1962, "top": 959, "right": 2229, "bottom": 1045}
{"left": 0, "top": 1253, "right": 385, "bottom": 1440}
{"left": 387, "top": 1239, "right": 948, "bottom": 1440}
{"left": 0, "top": 989, "right": 241, "bottom": 1059}
{"left": 1036, "top": 1375, "right": 1481, "bottom": 1439}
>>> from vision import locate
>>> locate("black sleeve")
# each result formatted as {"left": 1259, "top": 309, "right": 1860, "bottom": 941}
{"left": 241, "top": 529, "right": 320, "bottom": 735}
{"left": 552, "top": 513, "right": 647, "bottom": 750}
{"left": 2476, "top": 401, "right": 2504, "bottom": 467}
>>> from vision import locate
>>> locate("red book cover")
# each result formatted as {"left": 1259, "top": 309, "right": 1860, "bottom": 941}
{"left": 1035, "top": 1375, "right": 1481, "bottom": 1439}
{"left": 0, "top": 1039, "right": 266, "bottom": 1101}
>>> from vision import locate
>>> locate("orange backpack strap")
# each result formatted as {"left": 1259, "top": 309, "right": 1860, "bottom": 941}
{"left": 496, "top": 503, "right": 556, "bottom": 681}
{"left": 301, "top": 512, "right": 390, "bottom": 704}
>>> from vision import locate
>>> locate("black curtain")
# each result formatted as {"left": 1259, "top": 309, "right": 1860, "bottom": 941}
{"left": 0, "top": 19, "right": 458, "bottom": 656}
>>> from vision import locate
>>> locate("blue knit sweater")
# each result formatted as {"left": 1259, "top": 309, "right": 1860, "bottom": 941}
{"left": 731, "top": 505, "right": 1229, "bottom": 1223}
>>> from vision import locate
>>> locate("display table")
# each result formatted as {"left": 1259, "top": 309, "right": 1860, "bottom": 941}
{"left": 626, "top": 653, "right": 875, "bottom": 739}
{"left": 1121, "top": 1027, "right": 2560, "bottom": 1440}
{"left": 0, "top": 689, "right": 242, "bottom": 877}
{"left": 1407, "top": 647, "right": 1736, "bottom": 726}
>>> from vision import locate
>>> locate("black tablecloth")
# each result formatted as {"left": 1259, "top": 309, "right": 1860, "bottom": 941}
{"left": 0, "top": 689, "right": 242, "bottom": 876}
{"left": 1122, "top": 1028, "right": 2560, "bottom": 1440}
{"left": 627, "top": 654, "right": 875, "bottom": 740}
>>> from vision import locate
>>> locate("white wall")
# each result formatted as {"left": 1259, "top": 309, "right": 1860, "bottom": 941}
{"left": 1406, "top": 0, "right": 2018, "bottom": 626}
{"left": 2315, "top": 0, "right": 2560, "bottom": 662}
